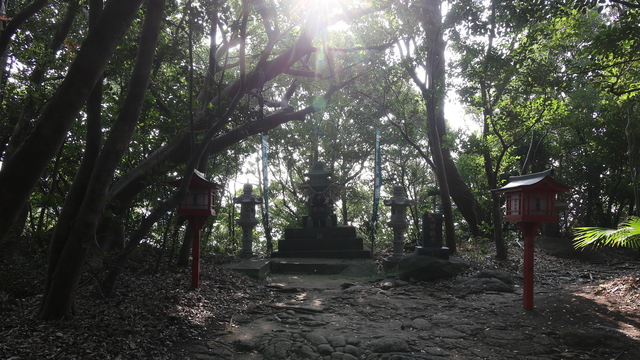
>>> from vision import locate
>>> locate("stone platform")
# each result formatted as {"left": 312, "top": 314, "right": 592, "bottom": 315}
{"left": 224, "top": 258, "right": 272, "bottom": 279}
{"left": 224, "top": 257, "right": 379, "bottom": 279}
{"left": 271, "top": 225, "right": 371, "bottom": 259}
{"left": 270, "top": 249, "right": 372, "bottom": 259}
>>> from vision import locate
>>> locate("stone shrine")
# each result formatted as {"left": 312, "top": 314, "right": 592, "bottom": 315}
{"left": 270, "top": 162, "right": 370, "bottom": 259}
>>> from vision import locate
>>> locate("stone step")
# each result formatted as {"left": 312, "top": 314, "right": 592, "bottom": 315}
{"left": 284, "top": 225, "right": 358, "bottom": 240}
{"left": 270, "top": 249, "right": 371, "bottom": 259}
{"left": 276, "top": 237, "right": 365, "bottom": 252}
{"left": 223, "top": 259, "right": 271, "bottom": 279}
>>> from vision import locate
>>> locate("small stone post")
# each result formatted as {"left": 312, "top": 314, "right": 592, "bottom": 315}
{"left": 384, "top": 185, "right": 414, "bottom": 267}
{"left": 234, "top": 184, "right": 263, "bottom": 259}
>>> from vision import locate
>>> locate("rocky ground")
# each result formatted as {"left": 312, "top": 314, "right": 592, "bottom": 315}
{"left": 181, "top": 255, "right": 640, "bottom": 360}
{"left": 2, "top": 242, "right": 640, "bottom": 360}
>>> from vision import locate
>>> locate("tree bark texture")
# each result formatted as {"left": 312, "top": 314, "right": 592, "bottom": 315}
{"left": 39, "top": 0, "right": 163, "bottom": 320}
{"left": 40, "top": 0, "right": 104, "bottom": 317}
{"left": 627, "top": 107, "right": 640, "bottom": 216}
{"left": 0, "top": 0, "right": 49, "bottom": 59}
{"left": 7, "top": 1, "right": 80, "bottom": 160}
{"left": 421, "top": 0, "right": 456, "bottom": 253}
{"left": 480, "top": 3, "right": 507, "bottom": 260}
{"left": 3, "top": 2, "right": 81, "bottom": 243}
{"left": 0, "top": 0, "right": 146, "bottom": 246}
{"left": 442, "top": 142, "right": 487, "bottom": 237}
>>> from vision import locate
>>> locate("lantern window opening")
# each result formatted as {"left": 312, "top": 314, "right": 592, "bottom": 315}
{"left": 525, "top": 193, "right": 551, "bottom": 217}
{"left": 180, "top": 189, "right": 214, "bottom": 211}
{"left": 505, "top": 193, "right": 522, "bottom": 217}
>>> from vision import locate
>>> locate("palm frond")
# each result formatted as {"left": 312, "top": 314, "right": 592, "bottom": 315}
{"left": 573, "top": 217, "right": 640, "bottom": 249}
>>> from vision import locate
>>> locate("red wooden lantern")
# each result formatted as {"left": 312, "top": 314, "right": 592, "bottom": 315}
{"left": 496, "top": 170, "right": 569, "bottom": 223}
{"left": 169, "top": 170, "right": 223, "bottom": 217}
{"left": 494, "top": 170, "right": 570, "bottom": 310}
{"left": 169, "top": 170, "right": 222, "bottom": 288}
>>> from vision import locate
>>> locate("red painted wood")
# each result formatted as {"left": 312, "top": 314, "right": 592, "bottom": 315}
{"left": 519, "top": 222, "right": 540, "bottom": 310}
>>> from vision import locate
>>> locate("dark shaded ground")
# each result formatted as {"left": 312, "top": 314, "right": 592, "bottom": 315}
{"left": 1, "top": 241, "right": 639, "bottom": 359}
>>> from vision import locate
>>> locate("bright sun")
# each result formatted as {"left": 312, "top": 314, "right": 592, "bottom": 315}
{"left": 285, "top": 0, "right": 357, "bottom": 24}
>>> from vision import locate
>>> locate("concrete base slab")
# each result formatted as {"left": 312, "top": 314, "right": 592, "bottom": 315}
{"left": 224, "top": 257, "right": 380, "bottom": 279}
{"left": 223, "top": 259, "right": 271, "bottom": 279}
{"left": 269, "top": 258, "right": 380, "bottom": 278}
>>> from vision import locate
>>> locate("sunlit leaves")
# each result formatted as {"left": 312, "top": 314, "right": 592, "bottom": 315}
{"left": 574, "top": 216, "right": 640, "bottom": 249}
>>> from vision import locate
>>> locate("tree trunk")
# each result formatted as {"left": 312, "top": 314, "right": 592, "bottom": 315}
{"left": 40, "top": 0, "right": 104, "bottom": 316}
{"left": 0, "top": 0, "right": 146, "bottom": 246}
{"left": 7, "top": 1, "right": 79, "bottom": 160}
{"left": 442, "top": 153, "right": 487, "bottom": 237}
{"left": 627, "top": 107, "right": 640, "bottom": 216}
{"left": 479, "top": 3, "right": 507, "bottom": 260}
{"left": 3, "top": 2, "right": 81, "bottom": 245}
{"left": 0, "top": 0, "right": 49, "bottom": 59}
{"left": 101, "top": 187, "right": 182, "bottom": 297}
{"left": 177, "top": 222, "right": 193, "bottom": 267}
{"left": 39, "top": 0, "right": 162, "bottom": 320}
{"left": 101, "top": 11, "right": 323, "bottom": 216}
{"left": 491, "top": 192, "right": 505, "bottom": 258}
{"left": 399, "top": 0, "right": 484, "bottom": 244}
{"left": 341, "top": 193, "right": 349, "bottom": 225}
{"left": 55, "top": 5, "right": 346, "bottom": 298}
{"left": 422, "top": 0, "right": 456, "bottom": 253}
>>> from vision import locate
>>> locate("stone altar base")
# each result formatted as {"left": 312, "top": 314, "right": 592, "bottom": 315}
{"left": 415, "top": 245, "right": 450, "bottom": 260}
{"left": 270, "top": 225, "right": 371, "bottom": 259}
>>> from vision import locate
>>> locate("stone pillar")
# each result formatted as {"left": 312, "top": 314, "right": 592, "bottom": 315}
{"left": 234, "top": 184, "right": 263, "bottom": 259}
{"left": 384, "top": 185, "right": 414, "bottom": 262}
{"left": 417, "top": 213, "right": 449, "bottom": 259}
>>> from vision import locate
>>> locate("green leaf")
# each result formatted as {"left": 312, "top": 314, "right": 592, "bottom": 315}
{"left": 574, "top": 217, "right": 640, "bottom": 249}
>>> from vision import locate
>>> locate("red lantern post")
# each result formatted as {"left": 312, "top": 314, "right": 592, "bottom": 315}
{"left": 494, "top": 170, "right": 570, "bottom": 309}
{"left": 170, "top": 171, "right": 222, "bottom": 288}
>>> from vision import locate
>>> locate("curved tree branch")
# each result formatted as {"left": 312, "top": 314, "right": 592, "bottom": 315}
{"left": 0, "top": 0, "right": 49, "bottom": 58}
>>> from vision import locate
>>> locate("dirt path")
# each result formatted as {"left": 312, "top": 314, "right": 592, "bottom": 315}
{"left": 181, "top": 259, "right": 640, "bottom": 360}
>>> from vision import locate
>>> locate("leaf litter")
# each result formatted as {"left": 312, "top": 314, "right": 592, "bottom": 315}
{"left": 1, "top": 247, "right": 271, "bottom": 360}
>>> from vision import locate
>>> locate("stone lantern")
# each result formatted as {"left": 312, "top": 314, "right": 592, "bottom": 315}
{"left": 169, "top": 170, "right": 222, "bottom": 288}
{"left": 384, "top": 185, "right": 414, "bottom": 260}
{"left": 234, "top": 183, "right": 263, "bottom": 259}
{"left": 494, "top": 169, "right": 570, "bottom": 309}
